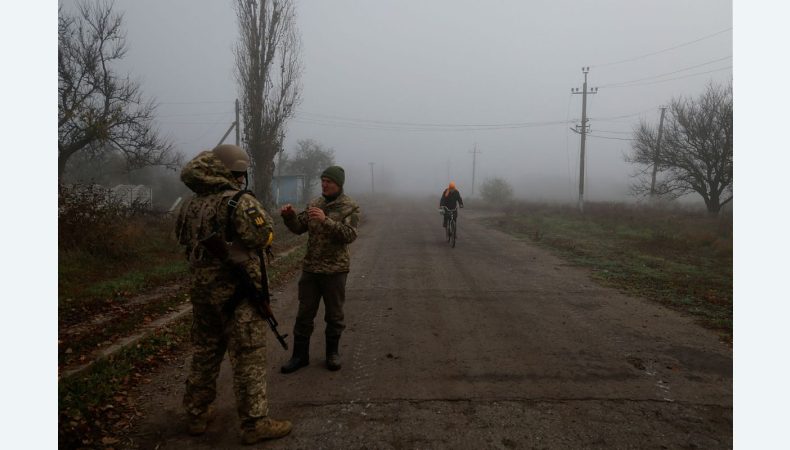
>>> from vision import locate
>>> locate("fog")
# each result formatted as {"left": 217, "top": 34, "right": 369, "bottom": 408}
{"left": 60, "top": 0, "right": 732, "bottom": 203}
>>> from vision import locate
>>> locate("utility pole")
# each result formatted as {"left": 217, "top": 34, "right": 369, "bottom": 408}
{"left": 369, "top": 162, "right": 375, "bottom": 194}
{"left": 276, "top": 130, "right": 285, "bottom": 204}
{"left": 235, "top": 98, "right": 240, "bottom": 146}
{"left": 470, "top": 143, "right": 481, "bottom": 198}
{"left": 217, "top": 99, "right": 240, "bottom": 147}
{"left": 571, "top": 67, "right": 598, "bottom": 213}
{"left": 650, "top": 106, "right": 667, "bottom": 198}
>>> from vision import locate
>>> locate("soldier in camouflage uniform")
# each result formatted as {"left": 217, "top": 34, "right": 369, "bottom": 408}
{"left": 174, "top": 145, "right": 292, "bottom": 445}
{"left": 279, "top": 165, "right": 360, "bottom": 373}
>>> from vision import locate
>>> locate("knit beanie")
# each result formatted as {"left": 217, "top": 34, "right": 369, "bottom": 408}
{"left": 321, "top": 165, "right": 345, "bottom": 187}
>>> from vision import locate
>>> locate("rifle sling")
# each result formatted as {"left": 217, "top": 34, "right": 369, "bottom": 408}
{"left": 222, "top": 190, "right": 272, "bottom": 314}
{"left": 224, "top": 190, "right": 253, "bottom": 241}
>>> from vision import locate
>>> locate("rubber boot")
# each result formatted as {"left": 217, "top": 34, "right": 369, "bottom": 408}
{"left": 280, "top": 335, "right": 309, "bottom": 374}
{"left": 241, "top": 418, "right": 293, "bottom": 444}
{"left": 326, "top": 336, "right": 341, "bottom": 371}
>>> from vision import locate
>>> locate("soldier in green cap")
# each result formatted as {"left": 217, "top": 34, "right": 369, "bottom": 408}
{"left": 279, "top": 165, "right": 361, "bottom": 373}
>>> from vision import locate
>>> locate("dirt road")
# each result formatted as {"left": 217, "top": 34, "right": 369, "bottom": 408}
{"left": 129, "top": 199, "right": 732, "bottom": 449}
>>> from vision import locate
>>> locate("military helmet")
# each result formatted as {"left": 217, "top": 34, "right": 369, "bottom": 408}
{"left": 212, "top": 144, "right": 250, "bottom": 172}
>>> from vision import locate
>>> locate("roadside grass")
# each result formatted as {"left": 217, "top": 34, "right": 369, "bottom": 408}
{"left": 58, "top": 215, "right": 188, "bottom": 326}
{"left": 484, "top": 201, "right": 732, "bottom": 340}
{"left": 59, "top": 290, "right": 189, "bottom": 367}
{"left": 59, "top": 215, "right": 303, "bottom": 325}
{"left": 59, "top": 317, "right": 192, "bottom": 449}
{"left": 269, "top": 243, "right": 307, "bottom": 286}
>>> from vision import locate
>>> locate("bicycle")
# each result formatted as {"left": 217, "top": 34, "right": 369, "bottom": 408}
{"left": 440, "top": 206, "right": 458, "bottom": 248}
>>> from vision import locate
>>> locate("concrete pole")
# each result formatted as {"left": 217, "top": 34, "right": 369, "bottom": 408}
{"left": 578, "top": 70, "right": 588, "bottom": 213}
{"left": 235, "top": 98, "right": 240, "bottom": 147}
{"left": 650, "top": 106, "right": 667, "bottom": 197}
{"left": 572, "top": 67, "right": 597, "bottom": 213}
{"left": 369, "top": 162, "right": 375, "bottom": 194}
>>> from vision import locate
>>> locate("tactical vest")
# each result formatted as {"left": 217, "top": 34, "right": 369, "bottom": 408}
{"left": 177, "top": 190, "right": 257, "bottom": 267}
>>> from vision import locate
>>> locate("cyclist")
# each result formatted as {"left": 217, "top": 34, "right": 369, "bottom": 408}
{"left": 439, "top": 181, "right": 464, "bottom": 229}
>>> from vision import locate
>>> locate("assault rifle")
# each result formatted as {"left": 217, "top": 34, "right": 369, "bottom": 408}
{"left": 200, "top": 232, "right": 289, "bottom": 350}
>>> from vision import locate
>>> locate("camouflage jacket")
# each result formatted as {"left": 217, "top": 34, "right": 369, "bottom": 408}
{"left": 175, "top": 151, "right": 274, "bottom": 304}
{"left": 283, "top": 193, "right": 360, "bottom": 273}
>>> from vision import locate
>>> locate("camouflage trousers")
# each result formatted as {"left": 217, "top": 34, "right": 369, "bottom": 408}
{"left": 183, "top": 299, "right": 268, "bottom": 428}
{"left": 293, "top": 271, "right": 348, "bottom": 339}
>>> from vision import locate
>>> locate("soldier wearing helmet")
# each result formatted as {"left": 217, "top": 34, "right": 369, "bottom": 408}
{"left": 175, "top": 144, "right": 291, "bottom": 444}
{"left": 439, "top": 181, "right": 464, "bottom": 228}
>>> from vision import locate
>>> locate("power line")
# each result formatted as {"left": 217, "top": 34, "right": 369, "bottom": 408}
{"left": 293, "top": 108, "right": 659, "bottom": 132}
{"left": 591, "top": 107, "right": 658, "bottom": 121}
{"left": 599, "top": 55, "right": 732, "bottom": 88}
{"left": 158, "top": 110, "right": 234, "bottom": 118}
{"left": 295, "top": 111, "right": 571, "bottom": 129}
{"left": 157, "top": 100, "right": 232, "bottom": 105}
{"left": 157, "top": 121, "right": 230, "bottom": 125}
{"left": 586, "top": 134, "right": 636, "bottom": 141}
{"left": 592, "top": 129, "right": 633, "bottom": 135}
{"left": 604, "top": 66, "right": 732, "bottom": 89}
{"left": 154, "top": 103, "right": 663, "bottom": 137}
{"left": 293, "top": 114, "right": 573, "bottom": 132}
{"left": 592, "top": 27, "right": 732, "bottom": 68}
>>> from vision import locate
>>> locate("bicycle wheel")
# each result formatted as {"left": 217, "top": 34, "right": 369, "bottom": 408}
{"left": 450, "top": 219, "right": 457, "bottom": 248}
{"left": 446, "top": 218, "right": 451, "bottom": 242}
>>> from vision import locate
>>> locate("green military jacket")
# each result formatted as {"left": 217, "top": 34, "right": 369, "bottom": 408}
{"left": 175, "top": 151, "right": 274, "bottom": 304}
{"left": 283, "top": 193, "right": 360, "bottom": 273}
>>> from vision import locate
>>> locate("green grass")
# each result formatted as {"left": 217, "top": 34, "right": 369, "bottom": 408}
{"left": 80, "top": 260, "right": 188, "bottom": 300}
{"left": 59, "top": 216, "right": 189, "bottom": 326}
{"left": 486, "top": 202, "right": 732, "bottom": 340}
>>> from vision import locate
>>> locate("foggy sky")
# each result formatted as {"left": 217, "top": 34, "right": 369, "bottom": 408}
{"left": 60, "top": 0, "right": 732, "bottom": 202}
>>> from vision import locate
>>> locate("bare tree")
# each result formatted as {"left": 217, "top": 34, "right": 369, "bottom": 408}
{"left": 627, "top": 82, "right": 733, "bottom": 215}
{"left": 234, "top": 0, "right": 302, "bottom": 206}
{"left": 286, "top": 139, "right": 335, "bottom": 198}
{"left": 58, "top": 1, "right": 178, "bottom": 181}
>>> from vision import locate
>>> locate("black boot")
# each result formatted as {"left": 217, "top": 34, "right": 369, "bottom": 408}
{"left": 326, "top": 336, "right": 341, "bottom": 371}
{"left": 280, "top": 335, "right": 309, "bottom": 374}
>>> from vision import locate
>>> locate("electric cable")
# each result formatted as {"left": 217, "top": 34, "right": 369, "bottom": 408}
{"left": 599, "top": 56, "right": 732, "bottom": 88}
{"left": 592, "top": 27, "right": 732, "bottom": 68}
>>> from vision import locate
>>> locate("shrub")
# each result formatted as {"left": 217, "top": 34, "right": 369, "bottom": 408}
{"left": 58, "top": 184, "right": 150, "bottom": 257}
{"left": 480, "top": 177, "right": 514, "bottom": 204}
